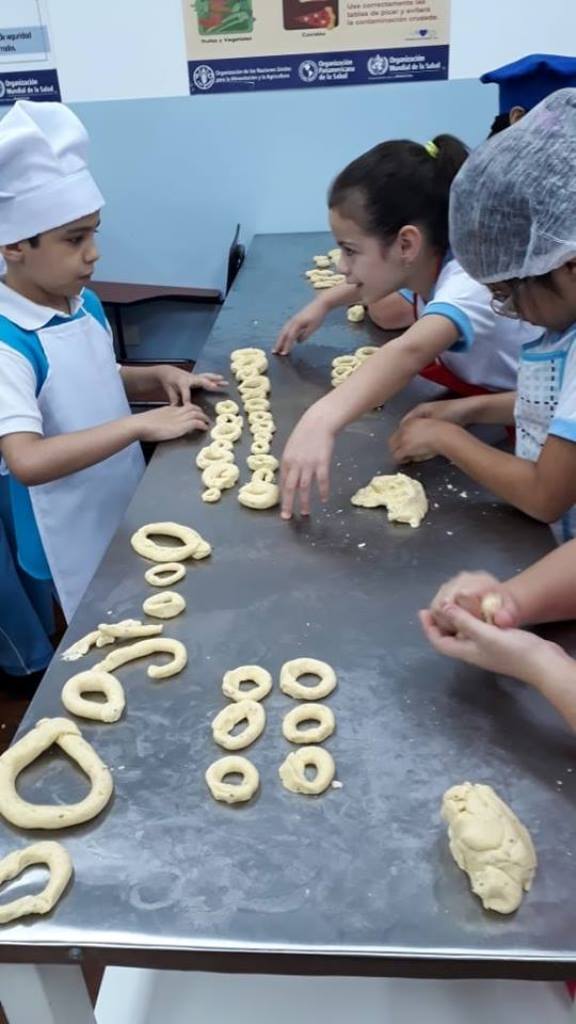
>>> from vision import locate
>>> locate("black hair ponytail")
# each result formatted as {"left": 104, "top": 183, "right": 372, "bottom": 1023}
{"left": 328, "top": 134, "right": 469, "bottom": 254}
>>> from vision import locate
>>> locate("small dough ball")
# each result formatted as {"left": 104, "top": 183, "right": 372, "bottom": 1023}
{"left": 347, "top": 304, "right": 365, "bottom": 323}
{"left": 481, "top": 594, "right": 503, "bottom": 624}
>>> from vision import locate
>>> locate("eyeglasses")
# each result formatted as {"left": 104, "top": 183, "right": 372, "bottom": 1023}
{"left": 489, "top": 279, "right": 526, "bottom": 320}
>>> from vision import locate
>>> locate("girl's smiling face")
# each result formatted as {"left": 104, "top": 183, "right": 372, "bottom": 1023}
{"left": 329, "top": 207, "right": 405, "bottom": 305}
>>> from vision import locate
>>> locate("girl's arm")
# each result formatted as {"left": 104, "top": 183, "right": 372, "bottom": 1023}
{"left": 280, "top": 314, "right": 459, "bottom": 517}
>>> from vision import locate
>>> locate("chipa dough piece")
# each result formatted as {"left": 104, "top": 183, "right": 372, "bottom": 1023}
{"left": 131, "top": 522, "right": 211, "bottom": 562}
{"left": 351, "top": 473, "right": 428, "bottom": 528}
{"left": 206, "top": 756, "right": 259, "bottom": 804}
{"left": 279, "top": 747, "right": 335, "bottom": 795}
{"left": 0, "top": 842, "right": 73, "bottom": 925}
{"left": 61, "top": 670, "right": 125, "bottom": 723}
{"left": 441, "top": 782, "right": 537, "bottom": 915}
{"left": 347, "top": 304, "right": 365, "bottom": 323}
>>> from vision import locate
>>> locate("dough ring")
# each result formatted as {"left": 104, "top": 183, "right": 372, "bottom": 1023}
{"left": 0, "top": 718, "right": 113, "bottom": 830}
{"left": 216, "top": 411, "right": 243, "bottom": 425}
{"left": 238, "top": 478, "right": 279, "bottom": 510}
{"left": 282, "top": 703, "right": 335, "bottom": 744}
{"left": 332, "top": 354, "right": 359, "bottom": 368}
{"left": 279, "top": 746, "right": 335, "bottom": 795}
{"left": 211, "top": 421, "right": 242, "bottom": 443}
{"left": 247, "top": 453, "right": 279, "bottom": 472}
{"left": 248, "top": 411, "right": 275, "bottom": 427}
{"left": 212, "top": 699, "right": 266, "bottom": 751}
{"left": 215, "top": 399, "right": 239, "bottom": 415}
{"left": 280, "top": 657, "right": 337, "bottom": 700}
{"left": 202, "top": 488, "right": 221, "bottom": 503}
{"left": 202, "top": 461, "right": 239, "bottom": 491}
{"left": 131, "top": 522, "right": 211, "bottom": 563}
{"left": 250, "top": 439, "right": 271, "bottom": 455}
{"left": 96, "top": 638, "right": 187, "bottom": 679}
{"left": 252, "top": 467, "right": 276, "bottom": 484}
{"left": 0, "top": 842, "right": 73, "bottom": 925}
{"left": 238, "top": 376, "right": 270, "bottom": 398}
{"left": 231, "top": 346, "right": 266, "bottom": 361}
{"left": 222, "top": 665, "right": 273, "bottom": 703}
{"left": 196, "top": 442, "right": 234, "bottom": 470}
{"left": 234, "top": 363, "right": 268, "bottom": 382}
{"left": 243, "top": 397, "right": 270, "bottom": 413}
{"left": 145, "top": 563, "right": 186, "bottom": 587}
{"left": 61, "top": 670, "right": 125, "bottom": 723}
{"left": 143, "top": 591, "right": 186, "bottom": 620}
{"left": 206, "top": 755, "right": 259, "bottom": 804}
{"left": 355, "top": 345, "right": 379, "bottom": 360}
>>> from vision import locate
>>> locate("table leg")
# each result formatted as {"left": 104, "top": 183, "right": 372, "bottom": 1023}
{"left": 0, "top": 965, "right": 96, "bottom": 1024}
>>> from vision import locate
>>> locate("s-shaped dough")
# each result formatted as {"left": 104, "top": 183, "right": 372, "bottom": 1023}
{"left": 0, "top": 842, "right": 73, "bottom": 924}
{"left": 441, "top": 782, "right": 537, "bottom": 914}
{"left": 0, "top": 718, "right": 113, "bottom": 830}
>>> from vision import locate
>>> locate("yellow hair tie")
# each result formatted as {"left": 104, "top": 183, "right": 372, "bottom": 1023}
{"left": 424, "top": 140, "right": 439, "bottom": 159}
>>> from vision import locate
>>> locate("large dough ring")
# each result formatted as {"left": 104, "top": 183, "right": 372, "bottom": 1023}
{"left": 282, "top": 703, "right": 335, "bottom": 744}
{"left": 131, "top": 522, "right": 211, "bottom": 563}
{"left": 222, "top": 665, "right": 273, "bottom": 703}
{"left": 0, "top": 842, "right": 73, "bottom": 925}
{"left": 96, "top": 638, "right": 187, "bottom": 679}
{"left": 215, "top": 399, "right": 239, "bottom": 415}
{"left": 238, "top": 478, "right": 279, "bottom": 510}
{"left": 211, "top": 421, "right": 242, "bottom": 443}
{"left": 0, "top": 718, "right": 113, "bottom": 829}
{"left": 145, "top": 562, "right": 186, "bottom": 587}
{"left": 61, "top": 670, "right": 125, "bottom": 723}
{"left": 279, "top": 746, "right": 335, "bottom": 795}
{"left": 202, "top": 461, "right": 239, "bottom": 491}
{"left": 206, "top": 756, "right": 259, "bottom": 804}
{"left": 243, "top": 397, "right": 270, "bottom": 413}
{"left": 247, "top": 453, "right": 279, "bottom": 472}
{"left": 143, "top": 591, "right": 186, "bottom": 620}
{"left": 212, "top": 699, "right": 266, "bottom": 751}
{"left": 196, "top": 442, "right": 234, "bottom": 470}
{"left": 280, "top": 658, "right": 337, "bottom": 700}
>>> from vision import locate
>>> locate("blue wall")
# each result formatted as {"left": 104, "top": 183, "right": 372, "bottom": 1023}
{"left": 68, "top": 79, "right": 492, "bottom": 289}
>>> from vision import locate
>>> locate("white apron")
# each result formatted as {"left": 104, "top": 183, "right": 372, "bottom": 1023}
{"left": 30, "top": 313, "right": 144, "bottom": 620}
{"left": 515, "top": 331, "right": 576, "bottom": 543}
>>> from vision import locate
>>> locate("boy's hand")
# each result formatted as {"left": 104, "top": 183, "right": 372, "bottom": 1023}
{"left": 135, "top": 404, "right": 210, "bottom": 442}
{"left": 154, "top": 366, "right": 227, "bottom": 406}
{"left": 429, "top": 571, "right": 520, "bottom": 632}
{"left": 274, "top": 299, "right": 328, "bottom": 355}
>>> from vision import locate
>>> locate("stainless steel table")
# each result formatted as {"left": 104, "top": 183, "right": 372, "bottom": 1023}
{"left": 1, "top": 234, "right": 575, "bottom": 1022}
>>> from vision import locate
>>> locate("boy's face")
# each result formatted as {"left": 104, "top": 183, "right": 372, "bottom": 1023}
{"left": 3, "top": 211, "right": 101, "bottom": 300}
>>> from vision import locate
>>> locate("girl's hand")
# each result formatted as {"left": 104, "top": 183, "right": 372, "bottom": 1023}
{"left": 280, "top": 413, "right": 335, "bottom": 519}
{"left": 430, "top": 571, "right": 520, "bottom": 632}
{"left": 401, "top": 398, "right": 474, "bottom": 427}
{"left": 389, "top": 418, "right": 451, "bottom": 464}
{"left": 419, "top": 605, "right": 558, "bottom": 685}
{"left": 274, "top": 299, "right": 328, "bottom": 355}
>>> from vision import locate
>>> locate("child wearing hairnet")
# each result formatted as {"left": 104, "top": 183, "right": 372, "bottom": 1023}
{"left": 391, "top": 88, "right": 576, "bottom": 546}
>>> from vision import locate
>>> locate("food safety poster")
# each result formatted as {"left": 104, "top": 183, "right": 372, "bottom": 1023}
{"left": 183, "top": 0, "right": 450, "bottom": 95}
{"left": 0, "top": 0, "right": 60, "bottom": 103}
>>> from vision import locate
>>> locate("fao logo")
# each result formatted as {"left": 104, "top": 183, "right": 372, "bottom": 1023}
{"left": 298, "top": 59, "right": 319, "bottom": 84}
{"left": 367, "top": 54, "right": 389, "bottom": 77}
{"left": 193, "top": 65, "right": 215, "bottom": 91}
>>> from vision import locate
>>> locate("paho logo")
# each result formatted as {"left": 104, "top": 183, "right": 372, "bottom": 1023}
{"left": 298, "top": 59, "right": 319, "bottom": 83}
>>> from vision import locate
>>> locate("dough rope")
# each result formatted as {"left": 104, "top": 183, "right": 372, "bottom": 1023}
{"left": 0, "top": 842, "right": 73, "bottom": 925}
{"left": 282, "top": 703, "right": 335, "bottom": 744}
{"left": 142, "top": 591, "right": 186, "bottom": 620}
{"left": 145, "top": 563, "right": 186, "bottom": 587}
{"left": 61, "top": 670, "right": 125, "bottom": 723}
{"left": 206, "top": 756, "right": 259, "bottom": 804}
{"left": 61, "top": 620, "right": 163, "bottom": 660}
{"left": 222, "top": 665, "right": 273, "bottom": 703}
{"left": 279, "top": 747, "right": 335, "bottom": 795}
{"left": 280, "top": 658, "right": 337, "bottom": 700}
{"left": 96, "top": 637, "right": 187, "bottom": 679}
{"left": 212, "top": 699, "right": 266, "bottom": 751}
{"left": 0, "top": 717, "right": 113, "bottom": 829}
{"left": 351, "top": 473, "right": 428, "bottom": 529}
{"left": 131, "top": 522, "right": 211, "bottom": 562}
{"left": 201, "top": 461, "right": 239, "bottom": 491}
{"left": 238, "top": 477, "right": 279, "bottom": 510}
{"left": 442, "top": 782, "right": 537, "bottom": 914}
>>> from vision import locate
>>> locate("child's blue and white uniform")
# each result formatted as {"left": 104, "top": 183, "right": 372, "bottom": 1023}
{"left": 0, "top": 284, "right": 145, "bottom": 619}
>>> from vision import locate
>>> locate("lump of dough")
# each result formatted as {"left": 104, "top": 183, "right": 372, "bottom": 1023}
{"left": 481, "top": 594, "right": 503, "bottom": 624}
{"left": 351, "top": 473, "right": 428, "bottom": 528}
{"left": 441, "top": 782, "right": 537, "bottom": 915}
{"left": 347, "top": 304, "right": 365, "bottom": 323}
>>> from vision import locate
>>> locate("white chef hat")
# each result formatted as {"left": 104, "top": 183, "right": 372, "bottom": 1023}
{"left": 0, "top": 100, "right": 104, "bottom": 246}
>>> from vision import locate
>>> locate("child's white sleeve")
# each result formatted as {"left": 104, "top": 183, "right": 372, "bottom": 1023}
{"left": 0, "top": 343, "right": 43, "bottom": 438}
{"left": 550, "top": 343, "right": 576, "bottom": 443}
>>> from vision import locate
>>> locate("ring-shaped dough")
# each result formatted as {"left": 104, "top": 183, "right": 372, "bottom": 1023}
{"left": 231, "top": 346, "right": 266, "bottom": 361}
{"left": 61, "top": 670, "right": 126, "bottom": 723}
{"left": 0, "top": 842, "right": 73, "bottom": 924}
{"left": 252, "top": 467, "right": 276, "bottom": 484}
{"left": 215, "top": 400, "right": 239, "bottom": 415}
{"left": 238, "top": 377, "right": 270, "bottom": 398}
{"left": 247, "top": 453, "right": 279, "bottom": 472}
{"left": 332, "top": 354, "right": 359, "bottom": 369}
{"left": 280, "top": 658, "right": 337, "bottom": 700}
{"left": 0, "top": 718, "right": 113, "bottom": 830}
{"left": 131, "top": 522, "right": 211, "bottom": 563}
{"left": 206, "top": 756, "right": 259, "bottom": 804}
{"left": 250, "top": 440, "right": 271, "bottom": 455}
{"left": 211, "top": 422, "right": 242, "bottom": 443}
{"left": 234, "top": 362, "right": 268, "bottom": 382}
{"left": 332, "top": 363, "right": 358, "bottom": 380}
{"left": 202, "top": 487, "right": 221, "bottom": 503}
{"left": 212, "top": 699, "right": 266, "bottom": 751}
{"left": 279, "top": 746, "right": 335, "bottom": 795}
{"left": 222, "top": 665, "right": 273, "bottom": 703}
{"left": 196, "top": 442, "right": 234, "bottom": 470}
{"left": 238, "top": 478, "right": 279, "bottom": 509}
{"left": 282, "top": 703, "right": 335, "bottom": 744}
{"left": 355, "top": 345, "right": 379, "bottom": 360}
{"left": 243, "top": 397, "right": 270, "bottom": 413}
{"left": 143, "top": 591, "right": 186, "bottom": 620}
{"left": 248, "top": 410, "right": 275, "bottom": 427}
{"left": 96, "top": 638, "right": 187, "bottom": 679}
{"left": 202, "top": 461, "right": 239, "bottom": 491}
{"left": 145, "top": 563, "right": 186, "bottom": 587}
{"left": 216, "top": 411, "right": 243, "bottom": 426}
